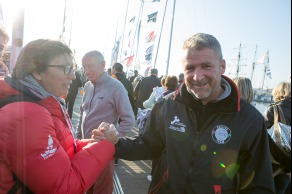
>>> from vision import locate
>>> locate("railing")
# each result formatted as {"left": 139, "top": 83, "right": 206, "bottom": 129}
{"left": 113, "top": 171, "right": 124, "bottom": 194}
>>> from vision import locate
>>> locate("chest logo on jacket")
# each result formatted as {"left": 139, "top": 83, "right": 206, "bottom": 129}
{"left": 169, "top": 116, "right": 186, "bottom": 133}
{"left": 212, "top": 125, "right": 231, "bottom": 144}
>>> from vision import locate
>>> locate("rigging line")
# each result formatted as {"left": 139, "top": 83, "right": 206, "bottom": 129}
{"left": 68, "top": 0, "right": 74, "bottom": 46}
{"left": 154, "top": 0, "right": 169, "bottom": 68}
{"left": 165, "top": 0, "right": 176, "bottom": 75}
{"left": 60, "top": 0, "right": 67, "bottom": 39}
{"left": 119, "top": 0, "right": 130, "bottom": 62}
{"left": 250, "top": 44, "right": 257, "bottom": 83}
{"left": 129, "top": 0, "right": 144, "bottom": 59}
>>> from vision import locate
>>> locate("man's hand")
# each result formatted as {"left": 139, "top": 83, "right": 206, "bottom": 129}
{"left": 92, "top": 122, "right": 119, "bottom": 144}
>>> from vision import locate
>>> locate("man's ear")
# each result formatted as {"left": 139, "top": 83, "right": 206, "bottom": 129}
{"left": 220, "top": 59, "right": 226, "bottom": 74}
{"left": 32, "top": 71, "right": 42, "bottom": 81}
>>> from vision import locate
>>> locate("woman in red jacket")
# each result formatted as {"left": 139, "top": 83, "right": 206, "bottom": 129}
{"left": 0, "top": 39, "right": 118, "bottom": 193}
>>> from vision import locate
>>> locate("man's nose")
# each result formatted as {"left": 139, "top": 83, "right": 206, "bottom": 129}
{"left": 193, "top": 68, "right": 204, "bottom": 81}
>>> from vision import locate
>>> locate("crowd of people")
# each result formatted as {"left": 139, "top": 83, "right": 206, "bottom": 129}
{"left": 0, "top": 23, "right": 291, "bottom": 194}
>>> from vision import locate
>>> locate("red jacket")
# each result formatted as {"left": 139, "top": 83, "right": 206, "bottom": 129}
{"left": 0, "top": 77, "right": 115, "bottom": 193}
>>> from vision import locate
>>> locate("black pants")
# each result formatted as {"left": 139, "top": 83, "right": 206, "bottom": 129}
{"left": 65, "top": 95, "right": 77, "bottom": 119}
{"left": 274, "top": 173, "right": 291, "bottom": 194}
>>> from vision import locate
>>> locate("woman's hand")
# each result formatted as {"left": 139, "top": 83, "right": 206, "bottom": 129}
{"left": 92, "top": 122, "right": 119, "bottom": 144}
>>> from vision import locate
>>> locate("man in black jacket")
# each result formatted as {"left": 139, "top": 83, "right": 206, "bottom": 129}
{"left": 112, "top": 63, "right": 136, "bottom": 115}
{"left": 134, "top": 68, "right": 161, "bottom": 109}
{"left": 94, "top": 33, "right": 275, "bottom": 193}
{"left": 65, "top": 71, "right": 82, "bottom": 118}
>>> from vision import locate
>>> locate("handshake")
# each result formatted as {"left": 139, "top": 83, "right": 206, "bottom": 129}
{"left": 91, "top": 122, "right": 119, "bottom": 144}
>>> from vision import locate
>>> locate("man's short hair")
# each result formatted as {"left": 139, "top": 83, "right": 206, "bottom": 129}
{"left": 112, "top": 63, "right": 123, "bottom": 72}
{"left": 151, "top": 68, "right": 158, "bottom": 75}
{"left": 183, "top": 33, "right": 223, "bottom": 60}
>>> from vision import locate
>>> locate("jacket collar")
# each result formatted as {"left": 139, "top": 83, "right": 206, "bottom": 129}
{"left": 173, "top": 75, "right": 240, "bottom": 113}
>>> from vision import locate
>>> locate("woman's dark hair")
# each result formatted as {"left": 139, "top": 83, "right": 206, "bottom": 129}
{"left": 13, "top": 39, "right": 73, "bottom": 80}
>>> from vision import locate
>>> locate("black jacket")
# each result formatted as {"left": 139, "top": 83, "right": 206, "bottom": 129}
{"left": 115, "top": 73, "right": 136, "bottom": 114}
{"left": 263, "top": 97, "right": 291, "bottom": 172}
{"left": 264, "top": 98, "right": 291, "bottom": 128}
{"left": 134, "top": 75, "right": 161, "bottom": 109}
{"left": 116, "top": 76, "right": 275, "bottom": 194}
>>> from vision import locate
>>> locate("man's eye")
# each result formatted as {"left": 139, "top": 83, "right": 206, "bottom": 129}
{"left": 203, "top": 65, "right": 211, "bottom": 69}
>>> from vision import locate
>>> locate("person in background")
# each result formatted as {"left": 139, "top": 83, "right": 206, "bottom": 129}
{"left": 232, "top": 77, "right": 254, "bottom": 103}
{"left": 76, "top": 51, "right": 135, "bottom": 194}
{"left": 177, "top": 72, "right": 184, "bottom": 89}
{"left": 0, "top": 39, "right": 117, "bottom": 193}
{"left": 65, "top": 70, "right": 82, "bottom": 118}
{"left": 95, "top": 33, "right": 275, "bottom": 193}
{"left": 129, "top": 69, "right": 139, "bottom": 83}
{"left": 134, "top": 68, "right": 161, "bottom": 109}
{"left": 107, "top": 67, "right": 112, "bottom": 75}
{"left": 112, "top": 62, "right": 136, "bottom": 115}
{"left": 263, "top": 81, "right": 291, "bottom": 194}
{"left": 143, "top": 75, "right": 167, "bottom": 109}
{"left": 0, "top": 25, "right": 10, "bottom": 78}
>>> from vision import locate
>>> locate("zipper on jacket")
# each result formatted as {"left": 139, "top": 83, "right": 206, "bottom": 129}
{"left": 88, "top": 86, "right": 96, "bottom": 113}
{"left": 150, "top": 169, "right": 169, "bottom": 194}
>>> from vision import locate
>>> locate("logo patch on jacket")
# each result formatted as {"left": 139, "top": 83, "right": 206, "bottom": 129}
{"left": 169, "top": 116, "right": 186, "bottom": 133}
{"left": 41, "top": 135, "right": 57, "bottom": 160}
{"left": 212, "top": 125, "right": 231, "bottom": 144}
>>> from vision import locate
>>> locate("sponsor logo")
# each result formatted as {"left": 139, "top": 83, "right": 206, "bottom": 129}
{"left": 169, "top": 116, "right": 186, "bottom": 133}
{"left": 41, "top": 135, "right": 57, "bottom": 160}
{"left": 212, "top": 125, "right": 231, "bottom": 144}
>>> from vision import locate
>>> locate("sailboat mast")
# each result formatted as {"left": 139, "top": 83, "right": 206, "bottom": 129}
{"left": 9, "top": 4, "right": 24, "bottom": 72}
{"left": 60, "top": 0, "right": 67, "bottom": 40}
{"left": 165, "top": 0, "right": 176, "bottom": 75}
{"left": 235, "top": 43, "right": 242, "bottom": 78}
{"left": 250, "top": 44, "right": 257, "bottom": 83}
{"left": 153, "top": 0, "right": 169, "bottom": 69}
{"left": 119, "top": 0, "right": 130, "bottom": 62}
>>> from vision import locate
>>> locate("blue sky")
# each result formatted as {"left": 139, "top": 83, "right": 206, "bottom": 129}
{"left": 1, "top": 0, "right": 291, "bottom": 89}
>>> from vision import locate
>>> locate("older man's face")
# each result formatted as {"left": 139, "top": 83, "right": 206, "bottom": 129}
{"left": 82, "top": 55, "right": 105, "bottom": 83}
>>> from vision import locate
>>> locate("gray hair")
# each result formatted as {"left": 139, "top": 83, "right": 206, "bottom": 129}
{"left": 183, "top": 33, "right": 223, "bottom": 60}
{"left": 82, "top": 50, "right": 105, "bottom": 62}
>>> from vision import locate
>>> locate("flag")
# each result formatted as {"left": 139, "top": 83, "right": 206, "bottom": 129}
{"left": 266, "top": 70, "right": 272, "bottom": 79}
{"left": 123, "top": 55, "right": 134, "bottom": 67}
{"left": 257, "top": 50, "right": 268, "bottom": 64}
{"left": 144, "top": 66, "right": 152, "bottom": 76}
{"left": 145, "top": 31, "right": 155, "bottom": 43}
{"left": 145, "top": 53, "right": 153, "bottom": 61}
{"left": 145, "top": 45, "right": 154, "bottom": 55}
{"left": 111, "top": 40, "right": 120, "bottom": 65}
{"left": 152, "top": 0, "right": 160, "bottom": 2}
{"left": 265, "top": 50, "right": 269, "bottom": 64}
{"left": 147, "top": 12, "right": 158, "bottom": 23}
{"left": 265, "top": 50, "right": 272, "bottom": 79}
{"left": 129, "top": 16, "right": 135, "bottom": 23}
